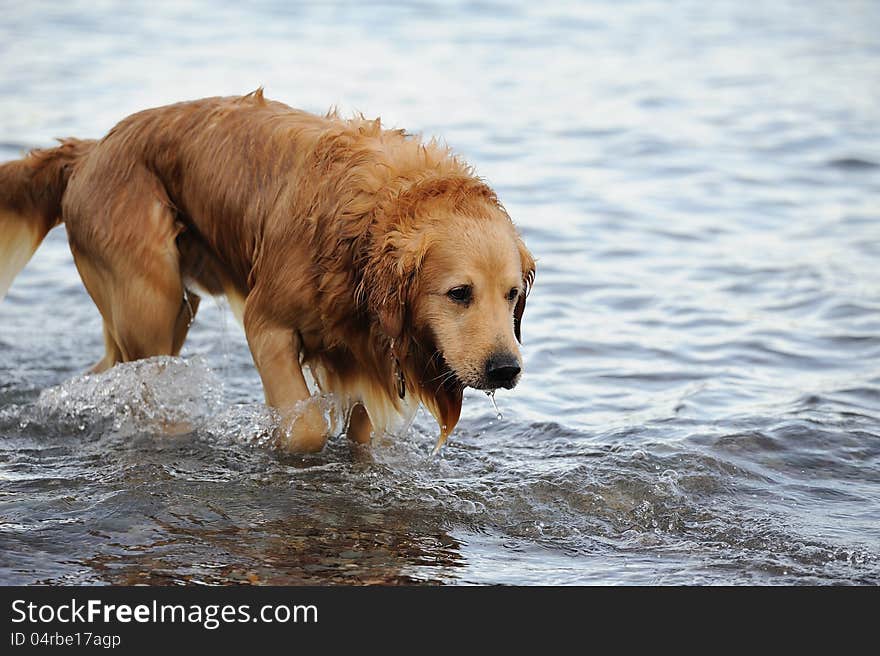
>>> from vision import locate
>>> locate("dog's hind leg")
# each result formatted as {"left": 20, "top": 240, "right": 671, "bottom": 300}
{"left": 73, "top": 245, "right": 186, "bottom": 364}
{"left": 90, "top": 321, "right": 122, "bottom": 374}
{"left": 65, "top": 169, "right": 190, "bottom": 368}
{"left": 89, "top": 286, "right": 194, "bottom": 373}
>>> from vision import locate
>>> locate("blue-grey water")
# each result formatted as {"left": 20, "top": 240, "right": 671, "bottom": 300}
{"left": 1, "top": 1, "right": 879, "bottom": 585}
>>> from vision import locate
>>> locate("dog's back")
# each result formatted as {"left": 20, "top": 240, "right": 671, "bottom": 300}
{"left": 63, "top": 91, "right": 303, "bottom": 292}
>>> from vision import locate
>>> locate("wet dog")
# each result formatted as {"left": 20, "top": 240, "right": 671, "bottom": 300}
{"left": 0, "top": 90, "right": 535, "bottom": 452}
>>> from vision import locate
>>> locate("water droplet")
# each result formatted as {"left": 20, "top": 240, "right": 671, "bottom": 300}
{"left": 486, "top": 390, "right": 503, "bottom": 420}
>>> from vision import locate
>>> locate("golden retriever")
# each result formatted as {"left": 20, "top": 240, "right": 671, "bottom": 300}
{"left": 0, "top": 90, "right": 535, "bottom": 453}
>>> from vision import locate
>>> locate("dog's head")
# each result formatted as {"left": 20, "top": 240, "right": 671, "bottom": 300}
{"left": 411, "top": 211, "right": 534, "bottom": 391}
{"left": 365, "top": 175, "right": 535, "bottom": 434}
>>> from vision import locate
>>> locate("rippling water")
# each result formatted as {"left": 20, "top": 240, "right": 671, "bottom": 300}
{"left": 1, "top": 1, "right": 879, "bottom": 584}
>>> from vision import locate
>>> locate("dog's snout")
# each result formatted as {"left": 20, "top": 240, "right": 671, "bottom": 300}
{"left": 485, "top": 353, "right": 521, "bottom": 389}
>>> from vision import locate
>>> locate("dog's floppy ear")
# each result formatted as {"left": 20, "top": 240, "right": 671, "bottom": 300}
{"left": 514, "top": 237, "right": 535, "bottom": 344}
{"left": 365, "top": 228, "right": 427, "bottom": 341}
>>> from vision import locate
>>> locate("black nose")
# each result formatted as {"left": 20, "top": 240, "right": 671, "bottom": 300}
{"left": 485, "top": 353, "right": 521, "bottom": 388}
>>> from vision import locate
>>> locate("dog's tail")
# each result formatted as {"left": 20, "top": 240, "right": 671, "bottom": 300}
{"left": 0, "top": 138, "right": 95, "bottom": 299}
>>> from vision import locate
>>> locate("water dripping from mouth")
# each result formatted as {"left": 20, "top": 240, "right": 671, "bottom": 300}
{"left": 486, "top": 390, "right": 503, "bottom": 420}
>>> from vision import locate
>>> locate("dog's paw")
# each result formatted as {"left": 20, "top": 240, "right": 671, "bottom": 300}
{"left": 274, "top": 398, "right": 331, "bottom": 453}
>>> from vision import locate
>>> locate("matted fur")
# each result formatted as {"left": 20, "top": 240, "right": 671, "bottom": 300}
{"left": 0, "top": 90, "right": 535, "bottom": 451}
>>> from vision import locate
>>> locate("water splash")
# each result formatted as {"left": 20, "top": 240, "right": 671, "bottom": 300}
{"left": 202, "top": 403, "right": 280, "bottom": 447}
{"left": 34, "top": 356, "right": 224, "bottom": 436}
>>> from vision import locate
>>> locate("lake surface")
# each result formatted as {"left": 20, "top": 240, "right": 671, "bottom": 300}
{"left": 1, "top": 0, "right": 878, "bottom": 584}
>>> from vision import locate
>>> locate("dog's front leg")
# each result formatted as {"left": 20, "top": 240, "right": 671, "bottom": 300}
{"left": 347, "top": 403, "right": 373, "bottom": 445}
{"left": 244, "top": 310, "right": 329, "bottom": 453}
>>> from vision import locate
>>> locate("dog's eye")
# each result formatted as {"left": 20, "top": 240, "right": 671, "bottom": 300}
{"left": 507, "top": 287, "right": 520, "bottom": 302}
{"left": 447, "top": 285, "right": 473, "bottom": 305}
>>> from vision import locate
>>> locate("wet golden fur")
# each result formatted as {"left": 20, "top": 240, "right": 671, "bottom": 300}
{"left": 0, "top": 90, "right": 535, "bottom": 452}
